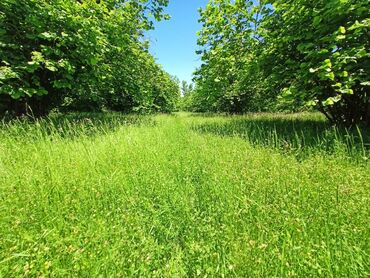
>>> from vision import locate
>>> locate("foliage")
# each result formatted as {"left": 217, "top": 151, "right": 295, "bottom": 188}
{"left": 180, "top": 80, "right": 194, "bottom": 96}
{"left": 0, "top": 112, "right": 369, "bottom": 276}
{"left": 0, "top": 0, "right": 179, "bottom": 116}
{"left": 193, "top": 0, "right": 370, "bottom": 125}
{"left": 178, "top": 80, "right": 195, "bottom": 111}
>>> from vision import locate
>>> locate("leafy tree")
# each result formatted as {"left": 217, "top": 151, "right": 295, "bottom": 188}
{"left": 193, "top": 0, "right": 370, "bottom": 125}
{"left": 181, "top": 80, "right": 194, "bottom": 96}
{"left": 0, "top": 0, "right": 179, "bottom": 116}
{"left": 264, "top": 0, "right": 369, "bottom": 125}
{"left": 192, "top": 0, "right": 267, "bottom": 113}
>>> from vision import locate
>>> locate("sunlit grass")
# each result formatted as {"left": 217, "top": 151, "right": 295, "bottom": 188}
{"left": 0, "top": 112, "right": 369, "bottom": 277}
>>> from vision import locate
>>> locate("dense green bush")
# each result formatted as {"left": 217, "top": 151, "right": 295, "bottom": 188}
{"left": 192, "top": 0, "right": 369, "bottom": 125}
{"left": 0, "top": 0, "right": 179, "bottom": 116}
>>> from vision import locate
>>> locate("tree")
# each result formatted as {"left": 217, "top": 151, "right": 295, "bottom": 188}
{"left": 192, "top": 0, "right": 370, "bottom": 125}
{"left": 263, "top": 0, "right": 370, "bottom": 125}
{"left": 0, "top": 0, "right": 179, "bottom": 116}
{"left": 181, "top": 81, "right": 194, "bottom": 97}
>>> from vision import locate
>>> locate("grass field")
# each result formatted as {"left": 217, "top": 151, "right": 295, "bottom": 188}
{"left": 0, "top": 112, "right": 369, "bottom": 277}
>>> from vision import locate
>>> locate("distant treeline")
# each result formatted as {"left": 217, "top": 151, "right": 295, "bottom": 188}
{"left": 0, "top": 0, "right": 180, "bottom": 116}
{"left": 185, "top": 0, "right": 369, "bottom": 126}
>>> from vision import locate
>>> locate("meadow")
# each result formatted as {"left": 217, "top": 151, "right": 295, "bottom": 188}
{"left": 0, "top": 112, "right": 369, "bottom": 277}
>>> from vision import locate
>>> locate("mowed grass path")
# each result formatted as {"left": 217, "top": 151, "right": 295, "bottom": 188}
{"left": 0, "top": 113, "right": 369, "bottom": 277}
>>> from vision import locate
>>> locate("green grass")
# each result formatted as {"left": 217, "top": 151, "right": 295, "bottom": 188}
{"left": 0, "top": 112, "right": 369, "bottom": 277}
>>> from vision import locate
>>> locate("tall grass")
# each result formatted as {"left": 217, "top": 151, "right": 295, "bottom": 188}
{"left": 0, "top": 112, "right": 369, "bottom": 277}
{"left": 192, "top": 112, "right": 370, "bottom": 161}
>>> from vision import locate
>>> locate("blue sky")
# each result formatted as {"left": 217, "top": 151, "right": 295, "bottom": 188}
{"left": 147, "top": 0, "right": 208, "bottom": 84}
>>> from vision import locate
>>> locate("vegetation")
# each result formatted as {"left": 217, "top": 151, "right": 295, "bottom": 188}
{"left": 0, "top": 0, "right": 369, "bottom": 276}
{"left": 0, "top": 113, "right": 369, "bottom": 276}
{"left": 190, "top": 0, "right": 370, "bottom": 126}
{"left": 0, "top": 0, "right": 179, "bottom": 116}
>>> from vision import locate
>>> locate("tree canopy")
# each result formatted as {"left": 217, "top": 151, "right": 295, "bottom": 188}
{"left": 190, "top": 0, "right": 370, "bottom": 126}
{"left": 0, "top": 0, "right": 179, "bottom": 116}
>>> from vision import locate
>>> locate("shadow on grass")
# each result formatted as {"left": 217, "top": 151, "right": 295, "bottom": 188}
{"left": 0, "top": 112, "right": 155, "bottom": 140}
{"left": 192, "top": 114, "right": 370, "bottom": 160}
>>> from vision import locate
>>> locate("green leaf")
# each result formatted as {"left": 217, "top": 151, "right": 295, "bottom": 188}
{"left": 39, "top": 32, "right": 56, "bottom": 40}
{"left": 323, "top": 72, "right": 335, "bottom": 81}
{"left": 339, "top": 89, "right": 353, "bottom": 94}
{"left": 89, "top": 57, "right": 98, "bottom": 66}
{"left": 323, "top": 98, "right": 335, "bottom": 106}
{"left": 306, "top": 100, "right": 317, "bottom": 107}
{"left": 323, "top": 96, "right": 341, "bottom": 106}
{"left": 336, "top": 35, "right": 346, "bottom": 40}
{"left": 324, "top": 59, "right": 332, "bottom": 68}
{"left": 332, "top": 83, "right": 342, "bottom": 88}
{"left": 45, "top": 61, "right": 58, "bottom": 72}
{"left": 36, "top": 89, "right": 48, "bottom": 96}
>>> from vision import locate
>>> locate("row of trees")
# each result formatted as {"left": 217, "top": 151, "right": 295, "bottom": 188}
{"left": 188, "top": 0, "right": 369, "bottom": 126}
{"left": 0, "top": 0, "right": 180, "bottom": 116}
